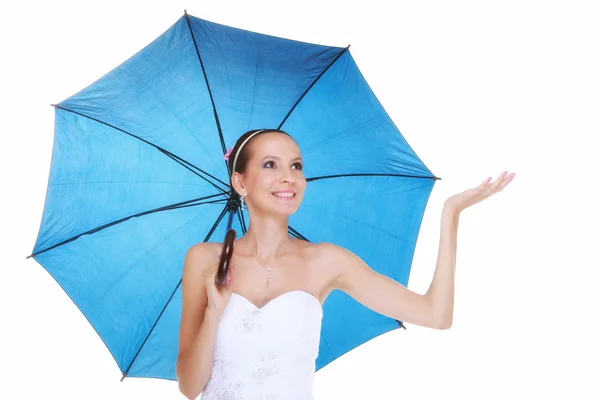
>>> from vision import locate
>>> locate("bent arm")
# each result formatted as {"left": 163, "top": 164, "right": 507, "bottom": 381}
{"left": 176, "top": 245, "right": 219, "bottom": 399}
{"left": 329, "top": 205, "right": 459, "bottom": 330}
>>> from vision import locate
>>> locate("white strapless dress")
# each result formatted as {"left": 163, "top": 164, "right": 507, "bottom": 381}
{"left": 200, "top": 290, "right": 323, "bottom": 400}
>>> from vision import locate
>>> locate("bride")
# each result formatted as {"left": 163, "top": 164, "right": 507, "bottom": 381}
{"left": 175, "top": 129, "right": 515, "bottom": 399}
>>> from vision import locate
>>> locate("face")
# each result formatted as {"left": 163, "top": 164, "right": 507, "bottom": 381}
{"left": 233, "top": 132, "right": 306, "bottom": 216}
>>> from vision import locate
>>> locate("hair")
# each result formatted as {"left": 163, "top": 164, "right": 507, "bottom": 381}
{"left": 227, "top": 129, "right": 293, "bottom": 177}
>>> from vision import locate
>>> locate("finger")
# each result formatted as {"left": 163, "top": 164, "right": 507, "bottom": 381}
{"left": 227, "top": 265, "right": 234, "bottom": 284}
{"left": 493, "top": 171, "right": 509, "bottom": 186}
{"left": 207, "top": 264, "right": 218, "bottom": 280}
{"left": 477, "top": 177, "right": 493, "bottom": 195}
{"left": 483, "top": 171, "right": 509, "bottom": 194}
{"left": 492, "top": 171, "right": 512, "bottom": 187}
{"left": 498, "top": 172, "right": 515, "bottom": 191}
{"left": 504, "top": 172, "right": 515, "bottom": 182}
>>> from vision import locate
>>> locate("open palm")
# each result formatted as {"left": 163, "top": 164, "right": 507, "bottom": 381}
{"left": 445, "top": 171, "right": 516, "bottom": 214}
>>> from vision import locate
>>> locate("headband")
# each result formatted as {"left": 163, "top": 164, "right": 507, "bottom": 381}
{"left": 224, "top": 129, "right": 268, "bottom": 176}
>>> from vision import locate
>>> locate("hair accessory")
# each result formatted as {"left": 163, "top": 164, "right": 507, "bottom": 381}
{"left": 223, "top": 146, "right": 234, "bottom": 161}
{"left": 230, "top": 129, "right": 268, "bottom": 175}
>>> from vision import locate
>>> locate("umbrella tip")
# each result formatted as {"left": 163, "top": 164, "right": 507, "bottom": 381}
{"left": 120, "top": 372, "right": 127, "bottom": 382}
{"left": 50, "top": 104, "right": 57, "bottom": 108}
{"left": 184, "top": 9, "right": 187, "bottom": 15}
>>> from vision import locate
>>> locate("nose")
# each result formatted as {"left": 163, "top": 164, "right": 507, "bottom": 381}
{"left": 279, "top": 167, "right": 295, "bottom": 184}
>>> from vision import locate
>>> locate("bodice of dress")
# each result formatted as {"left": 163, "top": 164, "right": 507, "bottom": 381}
{"left": 200, "top": 290, "right": 323, "bottom": 400}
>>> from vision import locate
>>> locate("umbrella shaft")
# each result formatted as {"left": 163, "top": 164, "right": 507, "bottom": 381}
{"left": 226, "top": 208, "right": 237, "bottom": 231}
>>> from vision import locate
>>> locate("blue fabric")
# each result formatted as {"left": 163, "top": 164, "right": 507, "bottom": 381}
{"left": 32, "top": 14, "right": 438, "bottom": 380}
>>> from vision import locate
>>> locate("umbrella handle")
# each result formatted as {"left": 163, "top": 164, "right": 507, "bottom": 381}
{"left": 215, "top": 228, "right": 236, "bottom": 286}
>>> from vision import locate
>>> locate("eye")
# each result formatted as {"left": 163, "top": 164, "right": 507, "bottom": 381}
{"left": 292, "top": 162, "right": 303, "bottom": 170}
{"left": 263, "top": 161, "right": 275, "bottom": 168}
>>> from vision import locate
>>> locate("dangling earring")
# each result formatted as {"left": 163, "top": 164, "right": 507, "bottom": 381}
{"left": 241, "top": 191, "right": 247, "bottom": 210}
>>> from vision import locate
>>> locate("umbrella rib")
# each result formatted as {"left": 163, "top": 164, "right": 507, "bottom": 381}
{"left": 277, "top": 45, "right": 351, "bottom": 130}
{"left": 120, "top": 203, "right": 230, "bottom": 381}
{"left": 26, "top": 193, "right": 227, "bottom": 258}
{"left": 166, "top": 197, "right": 228, "bottom": 212}
{"left": 53, "top": 105, "right": 230, "bottom": 193}
{"left": 161, "top": 150, "right": 229, "bottom": 190}
{"left": 306, "top": 172, "right": 441, "bottom": 183}
{"left": 288, "top": 226, "right": 310, "bottom": 241}
{"left": 184, "top": 12, "right": 227, "bottom": 155}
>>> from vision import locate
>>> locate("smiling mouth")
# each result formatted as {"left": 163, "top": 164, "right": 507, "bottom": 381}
{"left": 272, "top": 192, "right": 295, "bottom": 200}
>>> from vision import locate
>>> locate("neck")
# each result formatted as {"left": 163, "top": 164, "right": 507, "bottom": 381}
{"left": 243, "top": 214, "right": 290, "bottom": 259}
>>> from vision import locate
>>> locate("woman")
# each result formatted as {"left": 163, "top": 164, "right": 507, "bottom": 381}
{"left": 176, "top": 129, "right": 515, "bottom": 399}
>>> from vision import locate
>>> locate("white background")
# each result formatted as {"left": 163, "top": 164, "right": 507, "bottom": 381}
{"left": 2, "top": 0, "right": 599, "bottom": 399}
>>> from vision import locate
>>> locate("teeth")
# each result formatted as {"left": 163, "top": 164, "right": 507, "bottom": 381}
{"left": 273, "top": 192, "right": 294, "bottom": 198}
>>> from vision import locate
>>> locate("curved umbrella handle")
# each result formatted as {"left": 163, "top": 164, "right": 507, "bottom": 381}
{"left": 215, "top": 228, "right": 236, "bottom": 286}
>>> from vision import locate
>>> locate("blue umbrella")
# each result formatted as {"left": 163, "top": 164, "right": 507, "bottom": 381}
{"left": 28, "top": 11, "right": 440, "bottom": 381}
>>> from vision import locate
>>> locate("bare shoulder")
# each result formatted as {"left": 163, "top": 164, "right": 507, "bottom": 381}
{"left": 303, "top": 241, "right": 354, "bottom": 289}
{"left": 311, "top": 241, "right": 353, "bottom": 263}
{"left": 294, "top": 239, "right": 335, "bottom": 262}
{"left": 181, "top": 242, "right": 222, "bottom": 282}
{"left": 185, "top": 241, "right": 221, "bottom": 263}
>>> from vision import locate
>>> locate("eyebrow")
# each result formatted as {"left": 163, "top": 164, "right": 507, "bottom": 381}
{"left": 261, "top": 155, "right": 303, "bottom": 162}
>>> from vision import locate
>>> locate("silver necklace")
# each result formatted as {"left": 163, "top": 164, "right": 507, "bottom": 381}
{"left": 245, "top": 238, "right": 289, "bottom": 288}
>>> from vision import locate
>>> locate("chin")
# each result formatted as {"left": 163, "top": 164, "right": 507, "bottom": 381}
{"left": 275, "top": 203, "right": 301, "bottom": 216}
{"left": 283, "top": 206, "right": 300, "bottom": 216}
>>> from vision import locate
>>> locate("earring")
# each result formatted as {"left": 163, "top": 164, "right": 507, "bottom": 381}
{"left": 241, "top": 191, "right": 247, "bottom": 210}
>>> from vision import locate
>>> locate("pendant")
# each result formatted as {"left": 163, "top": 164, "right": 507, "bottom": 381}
{"left": 266, "top": 268, "right": 271, "bottom": 288}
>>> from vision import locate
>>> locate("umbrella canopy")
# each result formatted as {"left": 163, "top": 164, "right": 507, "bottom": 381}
{"left": 29, "top": 12, "right": 439, "bottom": 381}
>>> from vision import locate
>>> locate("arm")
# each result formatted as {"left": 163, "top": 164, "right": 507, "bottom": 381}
{"left": 330, "top": 172, "right": 514, "bottom": 330}
{"left": 329, "top": 205, "right": 459, "bottom": 330}
{"left": 176, "top": 244, "right": 220, "bottom": 400}
{"left": 425, "top": 206, "right": 458, "bottom": 329}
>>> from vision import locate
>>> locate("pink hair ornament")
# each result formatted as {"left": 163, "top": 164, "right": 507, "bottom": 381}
{"left": 223, "top": 146, "right": 234, "bottom": 161}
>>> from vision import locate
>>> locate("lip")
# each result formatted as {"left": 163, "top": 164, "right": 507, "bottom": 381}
{"left": 271, "top": 190, "right": 296, "bottom": 200}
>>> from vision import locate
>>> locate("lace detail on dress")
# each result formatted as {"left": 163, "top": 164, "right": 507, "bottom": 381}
{"left": 236, "top": 309, "right": 263, "bottom": 333}
{"left": 201, "top": 291, "right": 322, "bottom": 399}
{"left": 251, "top": 352, "right": 281, "bottom": 384}
{"left": 203, "top": 348, "right": 245, "bottom": 399}
{"left": 202, "top": 381, "right": 245, "bottom": 400}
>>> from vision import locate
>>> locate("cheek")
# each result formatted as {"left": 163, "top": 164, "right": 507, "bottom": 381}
{"left": 298, "top": 176, "right": 307, "bottom": 189}
{"left": 258, "top": 175, "right": 278, "bottom": 191}
{"left": 296, "top": 184, "right": 307, "bottom": 199}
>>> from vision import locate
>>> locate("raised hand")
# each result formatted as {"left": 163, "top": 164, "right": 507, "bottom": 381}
{"left": 444, "top": 171, "right": 515, "bottom": 214}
